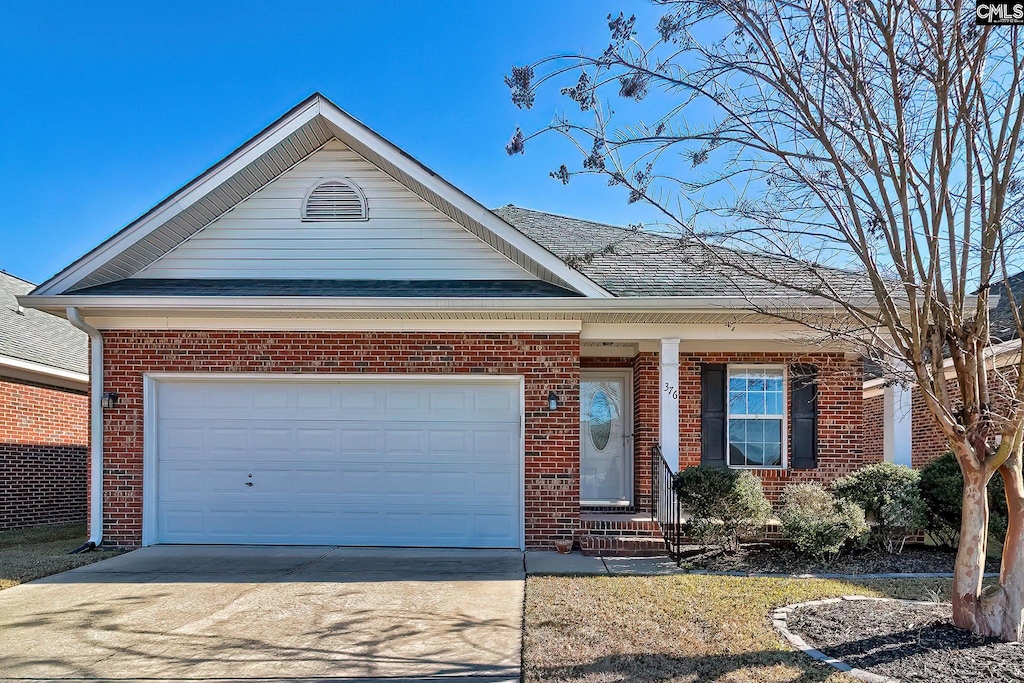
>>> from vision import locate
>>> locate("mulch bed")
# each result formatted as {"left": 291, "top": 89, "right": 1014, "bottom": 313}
{"left": 679, "top": 542, "right": 1001, "bottom": 575}
{"left": 786, "top": 598, "right": 1024, "bottom": 682}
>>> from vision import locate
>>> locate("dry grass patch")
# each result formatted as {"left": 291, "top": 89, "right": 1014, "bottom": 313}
{"left": 525, "top": 574, "right": 954, "bottom": 682}
{"left": 0, "top": 524, "right": 123, "bottom": 589}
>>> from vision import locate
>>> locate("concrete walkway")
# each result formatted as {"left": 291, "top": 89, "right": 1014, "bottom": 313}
{"left": 526, "top": 551, "right": 681, "bottom": 575}
{"left": 0, "top": 546, "right": 524, "bottom": 682}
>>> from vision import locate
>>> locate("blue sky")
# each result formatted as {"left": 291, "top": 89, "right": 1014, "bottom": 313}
{"left": 0, "top": 1, "right": 667, "bottom": 284}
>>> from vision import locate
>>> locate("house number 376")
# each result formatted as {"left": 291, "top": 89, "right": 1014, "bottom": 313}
{"left": 663, "top": 383, "right": 679, "bottom": 400}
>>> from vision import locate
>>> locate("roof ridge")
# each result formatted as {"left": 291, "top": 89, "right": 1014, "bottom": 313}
{"left": 497, "top": 204, "right": 680, "bottom": 241}
{"left": 0, "top": 270, "right": 36, "bottom": 286}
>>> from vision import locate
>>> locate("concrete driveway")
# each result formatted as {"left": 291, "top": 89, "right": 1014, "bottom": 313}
{"left": 0, "top": 546, "right": 524, "bottom": 682}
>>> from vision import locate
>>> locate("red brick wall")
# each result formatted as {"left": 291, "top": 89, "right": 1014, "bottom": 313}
{"left": 99, "top": 331, "right": 581, "bottom": 548}
{"left": 677, "top": 352, "right": 865, "bottom": 501}
{"left": 911, "top": 387, "right": 949, "bottom": 468}
{"left": 633, "top": 353, "right": 659, "bottom": 511}
{"left": 0, "top": 377, "right": 88, "bottom": 531}
{"left": 862, "top": 391, "right": 885, "bottom": 464}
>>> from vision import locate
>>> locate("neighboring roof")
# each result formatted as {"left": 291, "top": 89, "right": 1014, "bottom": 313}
{"left": 72, "top": 278, "right": 581, "bottom": 298}
{"left": 989, "top": 272, "right": 1024, "bottom": 344}
{"left": 31, "top": 94, "right": 609, "bottom": 299}
{"left": 861, "top": 272, "right": 1024, "bottom": 386}
{"left": 494, "top": 205, "right": 872, "bottom": 298}
{"left": 0, "top": 272, "right": 88, "bottom": 375}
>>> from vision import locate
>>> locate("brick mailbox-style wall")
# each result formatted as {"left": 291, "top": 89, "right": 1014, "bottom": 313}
{"left": 0, "top": 377, "right": 89, "bottom": 531}
{"left": 99, "top": 330, "right": 582, "bottom": 549}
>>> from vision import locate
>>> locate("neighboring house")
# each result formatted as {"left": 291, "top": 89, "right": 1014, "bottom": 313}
{"left": 0, "top": 271, "right": 89, "bottom": 531}
{"left": 21, "top": 94, "right": 872, "bottom": 552}
{"left": 862, "top": 273, "right": 1024, "bottom": 469}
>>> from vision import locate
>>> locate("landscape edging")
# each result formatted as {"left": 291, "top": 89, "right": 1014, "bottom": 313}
{"left": 771, "top": 595, "right": 948, "bottom": 683}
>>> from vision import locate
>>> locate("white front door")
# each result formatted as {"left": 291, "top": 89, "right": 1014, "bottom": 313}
{"left": 580, "top": 371, "right": 632, "bottom": 505}
{"left": 148, "top": 376, "right": 523, "bottom": 548}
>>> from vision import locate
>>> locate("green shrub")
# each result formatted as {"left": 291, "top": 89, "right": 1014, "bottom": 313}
{"left": 832, "top": 462, "right": 927, "bottom": 554}
{"left": 778, "top": 483, "right": 869, "bottom": 560}
{"left": 918, "top": 451, "right": 1008, "bottom": 549}
{"left": 673, "top": 466, "right": 772, "bottom": 552}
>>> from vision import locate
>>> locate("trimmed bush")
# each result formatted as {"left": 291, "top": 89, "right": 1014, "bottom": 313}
{"left": 918, "top": 451, "right": 1008, "bottom": 549}
{"left": 673, "top": 466, "right": 772, "bottom": 552}
{"left": 778, "top": 483, "right": 869, "bottom": 560}
{"left": 833, "top": 462, "right": 927, "bottom": 554}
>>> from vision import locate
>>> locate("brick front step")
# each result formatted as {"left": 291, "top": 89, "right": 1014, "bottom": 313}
{"left": 579, "top": 513, "right": 664, "bottom": 537}
{"left": 578, "top": 534, "right": 668, "bottom": 557}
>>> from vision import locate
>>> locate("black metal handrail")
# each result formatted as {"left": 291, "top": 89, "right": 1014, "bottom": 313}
{"left": 651, "top": 444, "right": 683, "bottom": 561}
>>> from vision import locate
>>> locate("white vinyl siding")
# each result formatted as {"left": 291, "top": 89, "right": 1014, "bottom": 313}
{"left": 150, "top": 377, "right": 523, "bottom": 548}
{"left": 134, "top": 140, "right": 536, "bottom": 281}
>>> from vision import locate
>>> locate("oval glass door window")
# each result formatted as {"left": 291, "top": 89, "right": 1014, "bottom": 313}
{"left": 589, "top": 390, "right": 613, "bottom": 450}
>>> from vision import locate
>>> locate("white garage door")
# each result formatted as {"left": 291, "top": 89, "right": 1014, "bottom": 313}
{"left": 151, "top": 378, "right": 522, "bottom": 548}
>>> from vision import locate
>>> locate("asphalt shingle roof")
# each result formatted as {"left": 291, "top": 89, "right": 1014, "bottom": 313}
{"left": 494, "top": 205, "right": 872, "bottom": 298}
{"left": 72, "top": 279, "right": 580, "bottom": 298}
{"left": 989, "top": 273, "right": 1024, "bottom": 344}
{"left": 1, "top": 271, "right": 88, "bottom": 375}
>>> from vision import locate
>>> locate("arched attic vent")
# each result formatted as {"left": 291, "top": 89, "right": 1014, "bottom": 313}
{"left": 301, "top": 177, "right": 368, "bottom": 221}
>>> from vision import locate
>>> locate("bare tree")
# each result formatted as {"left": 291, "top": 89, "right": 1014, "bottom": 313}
{"left": 507, "top": 1, "right": 1024, "bottom": 639}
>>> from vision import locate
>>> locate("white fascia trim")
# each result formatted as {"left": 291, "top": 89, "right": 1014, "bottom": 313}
{"left": 33, "top": 99, "right": 322, "bottom": 296}
{"left": 313, "top": 99, "right": 612, "bottom": 298}
{"left": 0, "top": 354, "right": 89, "bottom": 389}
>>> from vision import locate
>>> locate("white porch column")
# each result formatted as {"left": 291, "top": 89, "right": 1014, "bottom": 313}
{"left": 659, "top": 338, "right": 681, "bottom": 471}
{"left": 883, "top": 382, "right": 913, "bottom": 467}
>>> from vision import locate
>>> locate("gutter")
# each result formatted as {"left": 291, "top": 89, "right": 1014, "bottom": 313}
{"left": 0, "top": 354, "right": 89, "bottom": 391}
{"left": 66, "top": 307, "right": 103, "bottom": 550}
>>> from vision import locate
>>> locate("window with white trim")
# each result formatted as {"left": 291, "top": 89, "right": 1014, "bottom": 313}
{"left": 727, "top": 366, "right": 785, "bottom": 468}
{"left": 302, "top": 178, "right": 367, "bottom": 221}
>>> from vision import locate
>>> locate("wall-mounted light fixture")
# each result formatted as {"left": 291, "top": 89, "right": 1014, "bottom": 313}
{"left": 548, "top": 391, "right": 559, "bottom": 411}
{"left": 100, "top": 392, "right": 118, "bottom": 409}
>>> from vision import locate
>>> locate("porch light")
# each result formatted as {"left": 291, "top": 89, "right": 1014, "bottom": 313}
{"left": 101, "top": 392, "right": 119, "bottom": 409}
{"left": 548, "top": 391, "right": 559, "bottom": 411}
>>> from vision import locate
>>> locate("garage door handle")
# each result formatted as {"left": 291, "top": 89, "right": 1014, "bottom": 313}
{"left": 245, "top": 482, "right": 253, "bottom": 487}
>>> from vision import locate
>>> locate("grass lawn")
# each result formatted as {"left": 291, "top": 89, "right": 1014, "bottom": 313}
{"left": 0, "top": 523, "right": 124, "bottom": 589}
{"left": 525, "top": 574, "right": 956, "bottom": 682}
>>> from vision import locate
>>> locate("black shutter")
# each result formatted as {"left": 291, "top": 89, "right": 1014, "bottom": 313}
{"left": 701, "top": 363, "right": 727, "bottom": 467}
{"left": 790, "top": 364, "right": 819, "bottom": 469}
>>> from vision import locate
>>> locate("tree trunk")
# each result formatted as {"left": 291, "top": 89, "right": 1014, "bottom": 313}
{"left": 953, "top": 455, "right": 1024, "bottom": 641}
{"left": 953, "top": 467, "right": 991, "bottom": 631}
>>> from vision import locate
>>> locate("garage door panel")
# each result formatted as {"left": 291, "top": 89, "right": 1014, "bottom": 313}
{"left": 154, "top": 378, "right": 522, "bottom": 547}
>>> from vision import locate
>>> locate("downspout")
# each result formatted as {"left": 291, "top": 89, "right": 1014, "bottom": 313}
{"left": 66, "top": 306, "right": 103, "bottom": 551}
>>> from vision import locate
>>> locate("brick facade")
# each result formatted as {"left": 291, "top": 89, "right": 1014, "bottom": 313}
{"left": 676, "top": 352, "right": 865, "bottom": 501}
{"left": 862, "top": 391, "right": 885, "bottom": 464}
{"left": 99, "top": 331, "right": 581, "bottom": 548}
{"left": 0, "top": 377, "right": 88, "bottom": 531}
{"left": 96, "top": 332, "right": 869, "bottom": 548}
{"left": 911, "top": 388, "right": 948, "bottom": 468}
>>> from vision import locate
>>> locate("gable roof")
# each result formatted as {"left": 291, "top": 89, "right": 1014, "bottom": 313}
{"left": 495, "top": 206, "right": 872, "bottom": 298}
{"left": 32, "top": 94, "right": 610, "bottom": 299}
{"left": 0, "top": 271, "right": 88, "bottom": 376}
